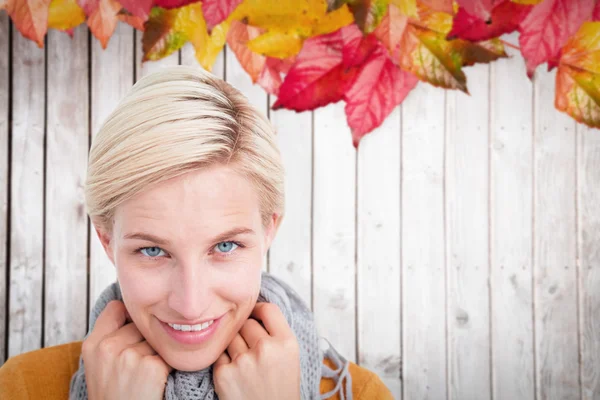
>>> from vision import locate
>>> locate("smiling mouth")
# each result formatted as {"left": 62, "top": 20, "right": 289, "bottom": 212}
{"left": 167, "top": 320, "right": 215, "bottom": 332}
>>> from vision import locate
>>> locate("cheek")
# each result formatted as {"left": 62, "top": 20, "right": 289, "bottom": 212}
{"left": 115, "top": 254, "right": 168, "bottom": 315}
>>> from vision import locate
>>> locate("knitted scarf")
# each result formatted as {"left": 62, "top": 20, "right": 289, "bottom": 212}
{"left": 69, "top": 272, "right": 353, "bottom": 400}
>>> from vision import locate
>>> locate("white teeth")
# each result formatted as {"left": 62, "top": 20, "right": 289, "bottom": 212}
{"left": 168, "top": 320, "right": 214, "bottom": 332}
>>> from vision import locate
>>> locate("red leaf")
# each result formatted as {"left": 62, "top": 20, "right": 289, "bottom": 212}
{"left": 345, "top": 45, "right": 417, "bottom": 147}
{"left": 119, "top": 0, "right": 153, "bottom": 20}
{"left": 202, "top": 0, "right": 242, "bottom": 31}
{"left": 448, "top": 1, "right": 533, "bottom": 41}
{"left": 6, "top": 0, "right": 51, "bottom": 47}
{"left": 154, "top": 0, "right": 200, "bottom": 9}
{"left": 257, "top": 57, "right": 295, "bottom": 94}
{"left": 455, "top": 0, "right": 500, "bottom": 21}
{"left": 519, "top": 0, "right": 595, "bottom": 77}
{"left": 272, "top": 25, "right": 363, "bottom": 111}
{"left": 593, "top": 1, "right": 600, "bottom": 20}
{"left": 77, "top": 0, "right": 97, "bottom": 15}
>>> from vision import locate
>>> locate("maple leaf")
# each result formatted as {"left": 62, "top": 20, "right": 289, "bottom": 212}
{"left": 119, "top": 0, "right": 153, "bottom": 20}
{"left": 79, "top": 0, "right": 121, "bottom": 48}
{"left": 6, "top": 0, "right": 51, "bottom": 47}
{"left": 230, "top": 0, "right": 354, "bottom": 58}
{"left": 555, "top": 21, "right": 600, "bottom": 127}
{"left": 327, "top": 0, "right": 389, "bottom": 33}
{"left": 202, "top": 0, "right": 243, "bottom": 30}
{"left": 345, "top": 44, "right": 418, "bottom": 146}
{"left": 272, "top": 24, "right": 364, "bottom": 111}
{"left": 518, "top": 0, "right": 595, "bottom": 78}
{"left": 48, "top": 0, "right": 86, "bottom": 32}
{"left": 154, "top": 0, "right": 201, "bottom": 9}
{"left": 448, "top": 0, "right": 533, "bottom": 41}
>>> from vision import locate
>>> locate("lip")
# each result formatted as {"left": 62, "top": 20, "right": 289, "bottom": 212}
{"left": 160, "top": 315, "right": 223, "bottom": 345}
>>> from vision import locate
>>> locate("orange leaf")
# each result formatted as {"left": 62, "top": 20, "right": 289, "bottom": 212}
{"left": 86, "top": 0, "right": 121, "bottom": 48}
{"left": 374, "top": 3, "right": 408, "bottom": 59}
{"left": 6, "top": 0, "right": 51, "bottom": 47}
{"left": 227, "top": 20, "right": 266, "bottom": 82}
{"left": 419, "top": 0, "right": 452, "bottom": 14}
{"left": 118, "top": 9, "right": 146, "bottom": 30}
{"left": 556, "top": 22, "right": 600, "bottom": 127}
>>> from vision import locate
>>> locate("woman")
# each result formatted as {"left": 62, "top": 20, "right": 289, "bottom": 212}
{"left": 0, "top": 66, "right": 393, "bottom": 399}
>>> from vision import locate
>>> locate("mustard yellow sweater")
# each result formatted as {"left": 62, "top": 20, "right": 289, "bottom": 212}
{"left": 0, "top": 341, "right": 394, "bottom": 399}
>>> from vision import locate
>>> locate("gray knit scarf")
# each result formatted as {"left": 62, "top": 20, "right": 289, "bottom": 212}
{"left": 69, "top": 272, "right": 352, "bottom": 400}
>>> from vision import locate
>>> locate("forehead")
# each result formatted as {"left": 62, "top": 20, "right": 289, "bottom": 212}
{"left": 113, "top": 165, "right": 262, "bottom": 236}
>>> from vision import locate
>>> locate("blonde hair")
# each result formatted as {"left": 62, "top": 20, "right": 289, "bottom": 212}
{"left": 85, "top": 66, "right": 285, "bottom": 231}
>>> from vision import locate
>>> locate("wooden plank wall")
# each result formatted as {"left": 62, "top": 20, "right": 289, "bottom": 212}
{"left": 1, "top": 22, "right": 600, "bottom": 400}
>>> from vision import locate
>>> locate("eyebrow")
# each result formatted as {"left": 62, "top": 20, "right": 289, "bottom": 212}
{"left": 123, "top": 227, "right": 256, "bottom": 246}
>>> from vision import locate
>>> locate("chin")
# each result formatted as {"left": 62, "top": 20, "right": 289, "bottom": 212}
{"left": 161, "top": 349, "right": 219, "bottom": 372}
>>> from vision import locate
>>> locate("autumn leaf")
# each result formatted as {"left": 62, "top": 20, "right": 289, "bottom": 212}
{"left": 448, "top": 0, "right": 533, "bottom": 41}
{"left": 556, "top": 21, "right": 600, "bottom": 127}
{"left": 119, "top": 0, "right": 152, "bottom": 20}
{"left": 418, "top": 0, "right": 452, "bottom": 14}
{"left": 143, "top": 6, "right": 190, "bottom": 60}
{"left": 328, "top": 0, "right": 389, "bottom": 33}
{"left": 272, "top": 24, "right": 364, "bottom": 111}
{"left": 345, "top": 44, "right": 417, "bottom": 146}
{"left": 202, "top": 0, "right": 243, "bottom": 30}
{"left": 257, "top": 56, "right": 296, "bottom": 94}
{"left": 118, "top": 8, "right": 146, "bottom": 30}
{"left": 154, "top": 0, "right": 201, "bottom": 9}
{"left": 227, "top": 19, "right": 266, "bottom": 81}
{"left": 458, "top": 38, "right": 507, "bottom": 65}
{"left": 6, "top": 0, "right": 51, "bottom": 47}
{"left": 455, "top": 0, "right": 499, "bottom": 21}
{"left": 374, "top": 3, "right": 409, "bottom": 59}
{"left": 519, "top": 0, "right": 595, "bottom": 78}
{"left": 0, "top": 0, "right": 6, "bottom": 10}
{"left": 48, "top": 0, "right": 86, "bottom": 31}
{"left": 231, "top": 0, "right": 354, "bottom": 58}
{"left": 593, "top": 1, "right": 600, "bottom": 21}
{"left": 511, "top": 0, "right": 542, "bottom": 4}
{"left": 80, "top": 0, "right": 121, "bottom": 48}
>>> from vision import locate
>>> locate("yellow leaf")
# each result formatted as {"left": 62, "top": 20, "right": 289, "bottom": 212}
{"left": 196, "top": 20, "right": 230, "bottom": 70}
{"left": 48, "top": 0, "right": 85, "bottom": 31}
{"left": 511, "top": 0, "right": 543, "bottom": 4}
{"left": 391, "top": 0, "right": 417, "bottom": 17}
{"left": 248, "top": 30, "right": 303, "bottom": 58}
{"left": 231, "top": 0, "right": 353, "bottom": 58}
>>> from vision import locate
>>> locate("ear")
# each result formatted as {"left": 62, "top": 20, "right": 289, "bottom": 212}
{"left": 94, "top": 224, "right": 116, "bottom": 265}
{"left": 264, "top": 213, "right": 282, "bottom": 251}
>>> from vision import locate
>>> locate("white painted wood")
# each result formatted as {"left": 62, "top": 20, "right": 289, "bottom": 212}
{"left": 533, "top": 67, "right": 580, "bottom": 400}
{"left": 44, "top": 27, "right": 89, "bottom": 346}
{"left": 0, "top": 11, "right": 9, "bottom": 365}
{"left": 89, "top": 22, "right": 134, "bottom": 312}
{"left": 490, "top": 35, "right": 535, "bottom": 400}
{"left": 356, "top": 107, "right": 401, "bottom": 397}
{"left": 224, "top": 46, "right": 269, "bottom": 273}
{"left": 577, "top": 124, "right": 600, "bottom": 400}
{"left": 8, "top": 28, "right": 45, "bottom": 358}
{"left": 401, "top": 82, "right": 447, "bottom": 400}
{"left": 312, "top": 102, "right": 356, "bottom": 362}
{"left": 268, "top": 101, "right": 313, "bottom": 306}
{"left": 446, "top": 64, "right": 491, "bottom": 399}
{"left": 135, "top": 30, "right": 180, "bottom": 80}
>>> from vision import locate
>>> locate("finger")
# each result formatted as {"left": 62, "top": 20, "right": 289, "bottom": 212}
{"left": 87, "top": 300, "right": 128, "bottom": 346}
{"left": 239, "top": 318, "right": 269, "bottom": 349}
{"left": 129, "top": 340, "right": 158, "bottom": 357}
{"left": 250, "top": 303, "right": 293, "bottom": 338}
{"left": 105, "top": 321, "right": 144, "bottom": 347}
{"left": 145, "top": 354, "right": 175, "bottom": 374}
{"left": 226, "top": 333, "right": 249, "bottom": 361}
{"left": 214, "top": 352, "right": 231, "bottom": 368}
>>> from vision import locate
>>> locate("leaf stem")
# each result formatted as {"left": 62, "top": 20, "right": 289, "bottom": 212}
{"left": 500, "top": 39, "right": 520, "bottom": 52}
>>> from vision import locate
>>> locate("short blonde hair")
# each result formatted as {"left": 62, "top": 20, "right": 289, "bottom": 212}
{"left": 85, "top": 66, "right": 285, "bottom": 231}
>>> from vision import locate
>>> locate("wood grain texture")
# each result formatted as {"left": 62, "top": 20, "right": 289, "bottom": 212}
{"left": 88, "top": 23, "right": 134, "bottom": 311}
{"left": 268, "top": 101, "right": 313, "bottom": 306}
{"left": 402, "top": 82, "right": 447, "bottom": 400}
{"left": 44, "top": 27, "right": 89, "bottom": 346}
{"left": 533, "top": 68, "right": 580, "bottom": 400}
{"left": 313, "top": 102, "right": 357, "bottom": 362}
{"left": 356, "top": 107, "right": 401, "bottom": 398}
{"left": 179, "top": 43, "right": 225, "bottom": 80}
{"left": 9, "top": 27, "right": 45, "bottom": 358}
{"left": 577, "top": 124, "right": 600, "bottom": 400}
{"left": 446, "top": 64, "right": 491, "bottom": 400}
{"left": 0, "top": 11, "right": 9, "bottom": 365}
{"left": 490, "top": 35, "right": 535, "bottom": 400}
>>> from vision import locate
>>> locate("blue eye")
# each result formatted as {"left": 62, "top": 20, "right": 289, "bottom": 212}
{"left": 140, "top": 247, "right": 165, "bottom": 257}
{"left": 215, "top": 241, "right": 238, "bottom": 254}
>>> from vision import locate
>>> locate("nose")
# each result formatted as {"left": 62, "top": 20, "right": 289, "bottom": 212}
{"left": 167, "top": 258, "right": 214, "bottom": 321}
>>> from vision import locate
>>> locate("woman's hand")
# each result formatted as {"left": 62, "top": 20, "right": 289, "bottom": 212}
{"left": 214, "top": 303, "right": 301, "bottom": 400}
{"left": 81, "top": 300, "right": 173, "bottom": 400}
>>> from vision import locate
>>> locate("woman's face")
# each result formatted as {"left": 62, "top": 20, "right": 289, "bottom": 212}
{"left": 96, "top": 165, "right": 278, "bottom": 371}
